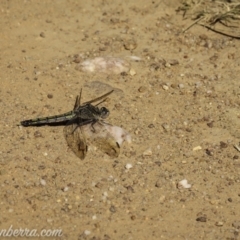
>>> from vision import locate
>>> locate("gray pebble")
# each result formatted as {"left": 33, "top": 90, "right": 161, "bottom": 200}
{"left": 40, "top": 32, "right": 45, "bottom": 38}
{"left": 196, "top": 216, "right": 207, "bottom": 222}
{"left": 109, "top": 205, "right": 116, "bottom": 213}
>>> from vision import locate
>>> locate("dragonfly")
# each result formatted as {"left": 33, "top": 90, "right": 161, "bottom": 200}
{"left": 21, "top": 90, "right": 114, "bottom": 126}
{"left": 20, "top": 90, "right": 120, "bottom": 159}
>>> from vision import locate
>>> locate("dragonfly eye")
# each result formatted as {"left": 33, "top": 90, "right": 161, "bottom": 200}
{"left": 100, "top": 107, "right": 109, "bottom": 119}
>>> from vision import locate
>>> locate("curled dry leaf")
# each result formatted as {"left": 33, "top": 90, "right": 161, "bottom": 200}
{"left": 76, "top": 57, "right": 130, "bottom": 74}
{"left": 103, "top": 124, "right": 131, "bottom": 146}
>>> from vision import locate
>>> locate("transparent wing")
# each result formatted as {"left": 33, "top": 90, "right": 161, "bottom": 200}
{"left": 82, "top": 90, "right": 114, "bottom": 105}
{"left": 63, "top": 118, "right": 87, "bottom": 160}
{"left": 81, "top": 121, "right": 120, "bottom": 158}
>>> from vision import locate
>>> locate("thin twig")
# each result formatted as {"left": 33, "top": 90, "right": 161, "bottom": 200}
{"left": 234, "top": 144, "right": 240, "bottom": 152}
{"left": 199, "top": 23, "right": 240, "bottom": 39}
{"left": 182, "top": 16, "right": 205, "bottom": 33}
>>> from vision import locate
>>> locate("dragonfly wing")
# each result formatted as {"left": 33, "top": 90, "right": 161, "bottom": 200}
{"left": 81, "top": 121, "right": 120, "bottom": 158}
{"left": 73, "top": 89, "right": 82, "bottom": 110}
{"left": 82, "top": 90, "right": 114, "bottom": 105}
{"left": 63, "top": 119, "right": 87, "bottom": 160}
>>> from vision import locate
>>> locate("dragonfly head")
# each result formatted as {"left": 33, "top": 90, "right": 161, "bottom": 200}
{"left": 100, "top": 107, "right": 110, "bottom": 119}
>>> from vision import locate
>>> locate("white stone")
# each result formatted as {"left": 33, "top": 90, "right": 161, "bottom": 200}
{"left": 178, "top": 179, "right": 191, "bottom": 189}
{"left": 125, "top": 163, "right": 133, "bottom": 170}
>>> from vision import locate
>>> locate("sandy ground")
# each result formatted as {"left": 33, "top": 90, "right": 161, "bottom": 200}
{"left": 1, "top": 0, "right": 240, "bottom": 239}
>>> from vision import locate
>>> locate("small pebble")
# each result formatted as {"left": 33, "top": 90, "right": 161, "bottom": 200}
{"left": 162, "top": 123, "right": 170, "bottom": 131}
{"left": 109, "top": 205, "right": 116, "bottom": 213}
{"left": 177, "top": 179, "right": 191, "bottom": 189}
{"left": 206, "top": 148, "right": 214, "bottom": 156}
{"left": 143, "top": 148, "right": 152, "bottom": 156}
{"left": 134, "top": 128, "right": 141, "bottom": 135}
{"left": 210, "top": 199, "right": 220, "bottom": 205}
{"left": 155, "top": 179, "right": 162, "bottom": 188}
{"left": 155, "top": 161, "right": 161, "bottom": 166}
{"left": 34, "top": 131, "right": 42, "bottom": 138}
{"left": 220, "top": 141, "right": 228, "bottom": 148}
{"left": 129, "top": 69, "right": 136, "bottom": 76}
{"left": 128, "top": 56, "right": 141, "bottom": 61}
{"left": 47, "top": 93, "right": 53, "bottom": 99}
{"left": 207, "top": 121, "right": 214, "bottom": 128}
{"left": 47, "top": 218, "right": 53, "bottom": 223}
{"left": 40, "top": 179, "right": 46, "bottom": 186}
{"left": 232, "top": 221, "right": 240, "bottom": 229}
{"left": 165, "top": 62, "right": 171, "bottom": 68}
{"left": 215, "top": 221, "right": 224, "bottom": 227}
{"left": 125, "top": 163, "right": 133, "bottom": 170}
{"left": 73, "top": 57, "right": 81, "bottom": 63}
{"left": 193, "top": 146, "right": 202, "bottom": 151}
{"left": 84, "top": 230, "right": 91, "bottom": 235}
{"left": 123, "top": 39, "right": 137, "bottom": 50}
{"left": 162, "top": 85, "right": 169, "bottom": 90}
{"left": 40, "top": 32, "right": 45, "bottom": 38}
{"left": 131, "top": 215, "right": 136, "bottom": 220}
{"left": 168, "top": 59, "right": 179, "bottom": 66}
{"left": 159, "top": 195, "right": 166, "bottom": 203}
{"left": 103, "top": 191, "right": 108, "bottom": 197}
{"left": 196, "top": 216, "right": 207, "bottom": 222}
{"left": 138, "top": 86, "right": 147, "bottom": 93}
{"left": 34, "top": 71, "right": 41, "bottom": 76}
{"left": 199, "top": 34, "right": 208, "bottom": 40}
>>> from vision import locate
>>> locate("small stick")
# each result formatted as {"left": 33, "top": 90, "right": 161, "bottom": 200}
{"left": 234, "top": 144, "right": 240, "bottom": 152}
{"left": 199, "top": 23, "right": 240, "bottom": 39}
{"left": 182, "top": 16, "right": 204, "bottom": 33}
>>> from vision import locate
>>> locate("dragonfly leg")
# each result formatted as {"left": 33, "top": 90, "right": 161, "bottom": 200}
{"left": 70, "top": 118, "right": 95, "bottom": 134}
{"left": 90, "top": 120, "right": 98, "bottom": 132}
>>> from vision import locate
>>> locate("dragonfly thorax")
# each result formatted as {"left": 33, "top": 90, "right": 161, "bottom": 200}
{"left": 75, "top": 104, "right": 110, "bottom": 120}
